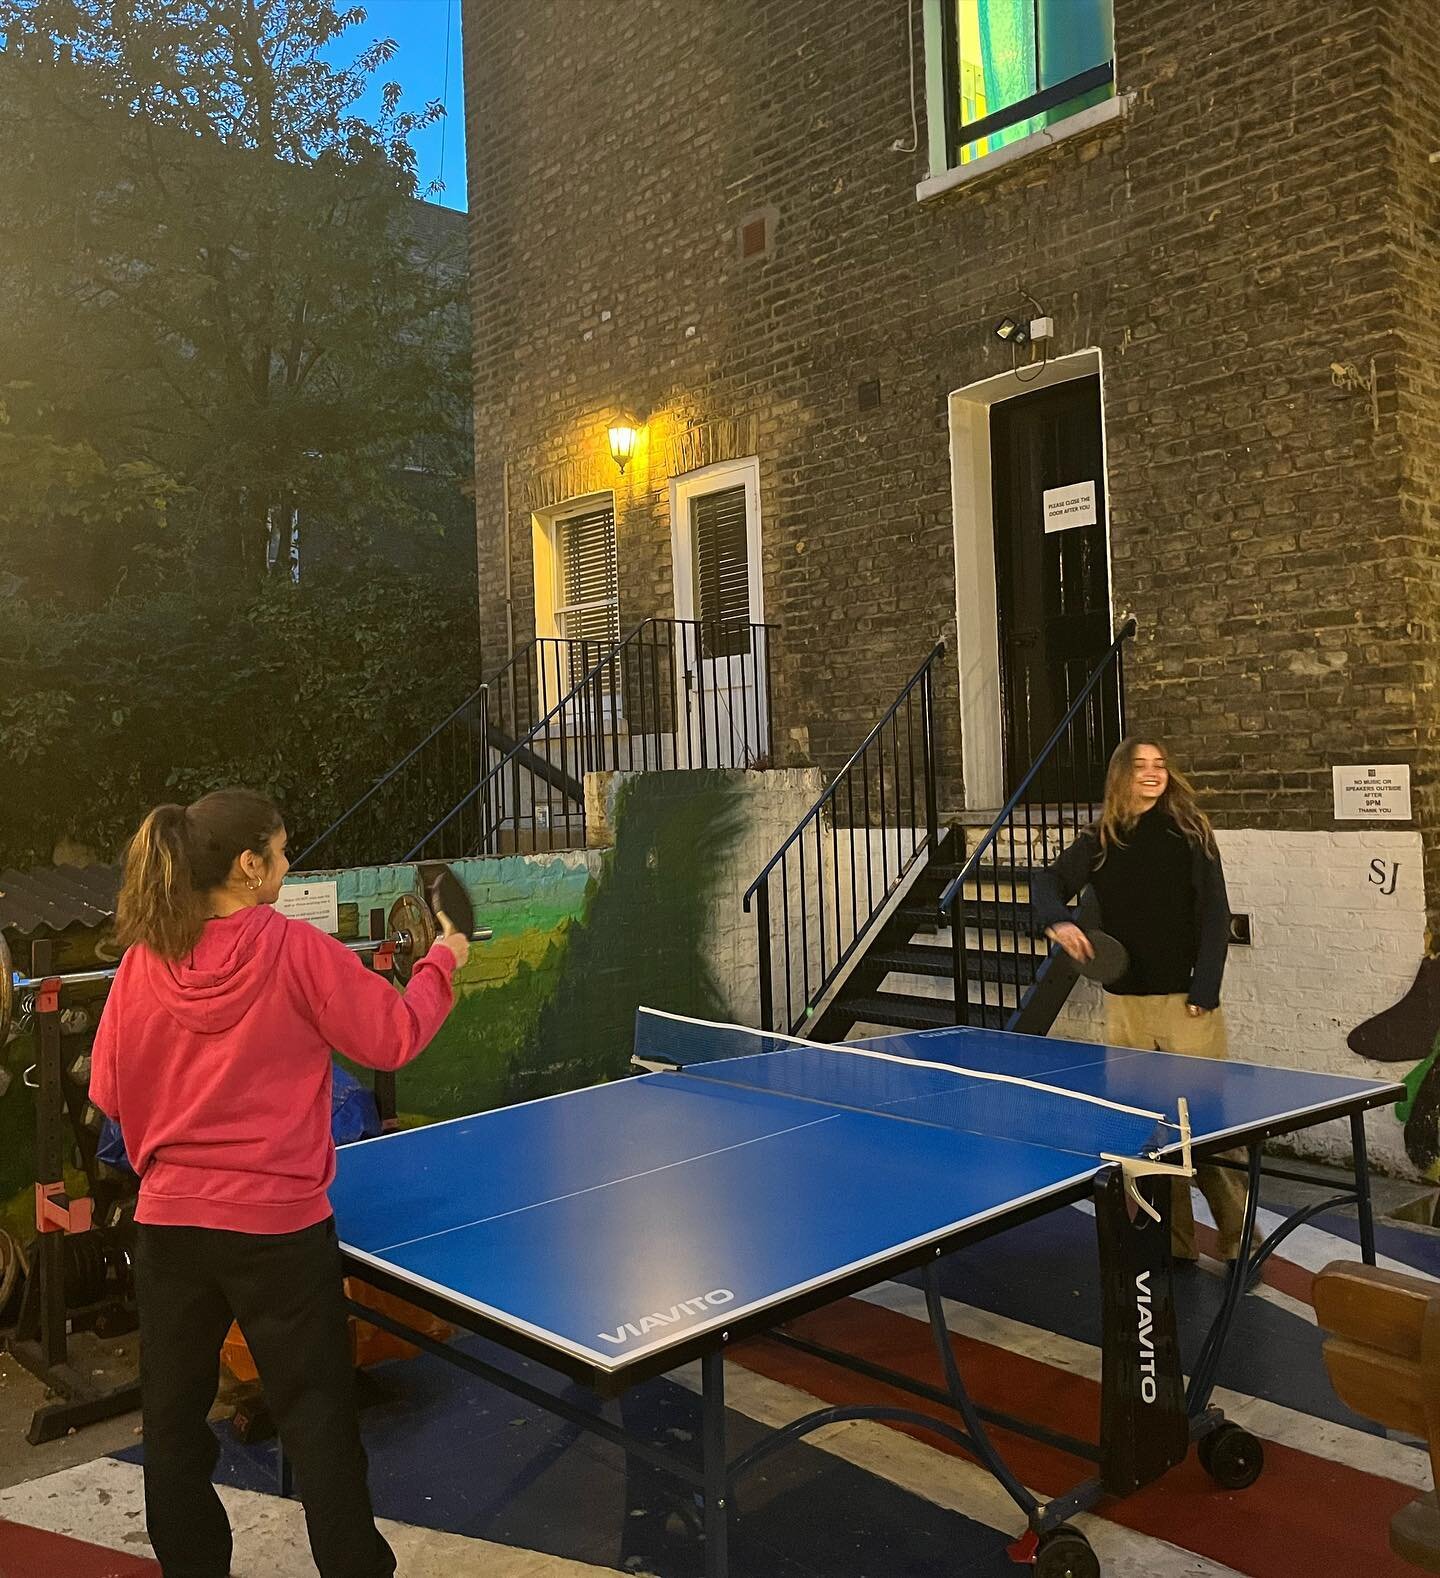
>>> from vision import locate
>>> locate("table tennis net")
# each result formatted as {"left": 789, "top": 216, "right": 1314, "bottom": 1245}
{"left": 633, "top": 1009, "right": 1182, "bottom": 1165}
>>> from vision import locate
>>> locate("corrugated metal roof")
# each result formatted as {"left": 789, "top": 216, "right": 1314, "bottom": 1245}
{"left": 0, "top": 864, "right": 120, "bottom": 936}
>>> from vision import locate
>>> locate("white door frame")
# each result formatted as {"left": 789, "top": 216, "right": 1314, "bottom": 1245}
{"left": 669, "top": 457, "right": 765, "bottom": 627}
{"left": 669, "top": 456, "right": 767, "bottom": 766}
{"left": 948, "top": 348, "right": 1115, "bottom": 810}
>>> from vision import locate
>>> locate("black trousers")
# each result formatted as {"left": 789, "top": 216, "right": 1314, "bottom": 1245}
{"left": 134, "top": 1218, "right": 396, "bottom": 1578}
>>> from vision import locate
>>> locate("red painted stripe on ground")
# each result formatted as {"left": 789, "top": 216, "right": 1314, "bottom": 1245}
{"left": 733, "top": 1298, "right": 1416, "bottom": 1577}
{"left": 0, "top": 1518, "right": 158, "bottom": 1578}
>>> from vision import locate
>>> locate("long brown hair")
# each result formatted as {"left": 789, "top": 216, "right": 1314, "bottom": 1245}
{"left": 1095, "top": 736, "right": 1216, "bottom": 863}
{"left": 114, "top": 790, "right": 283, "bottom": 959}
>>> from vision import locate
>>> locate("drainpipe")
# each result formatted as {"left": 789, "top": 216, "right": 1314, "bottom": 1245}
{"left": 501, "top": 458, "right": 517, "bottom": 734}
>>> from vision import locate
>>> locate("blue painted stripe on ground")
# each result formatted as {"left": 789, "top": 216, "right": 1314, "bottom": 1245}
{"left": 115, "top": 1334, "right": 1016, "bottom": 1578}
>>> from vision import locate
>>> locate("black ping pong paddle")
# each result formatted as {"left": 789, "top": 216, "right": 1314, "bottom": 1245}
{"left": 421, "top": 864, "right": 490, "bottom": 941}
{"left": 1075, "top": 926, "right": 1129, "bottom": 986}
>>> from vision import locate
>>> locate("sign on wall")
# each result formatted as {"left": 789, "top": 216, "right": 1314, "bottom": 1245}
{"left": 277, "top": 880, "right": 340, "bottom": 932}
{"left": 1043, "top": 480, "right": 1098, "bottom": 533}
{"left": 1332, "top": 764, "right": 1412, "bottom": 821}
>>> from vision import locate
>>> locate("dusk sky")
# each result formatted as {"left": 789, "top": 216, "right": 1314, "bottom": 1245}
{"left": 326, "top": 0, "right": 467, "bottom": 211}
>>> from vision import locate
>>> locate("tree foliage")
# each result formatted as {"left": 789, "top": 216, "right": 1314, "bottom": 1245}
{"left": 0, "top": 0, "right": 479, "bottom": 866}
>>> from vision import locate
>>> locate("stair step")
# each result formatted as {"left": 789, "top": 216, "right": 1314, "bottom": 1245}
{"left": 838, "top": 992, "right": 958, "bottom": 1031}
{"left": 869, "top": 946, "right": 1034, "bottom": 986}
{"left": 844, "top": 995, "right": 1013, "bottom": 1034}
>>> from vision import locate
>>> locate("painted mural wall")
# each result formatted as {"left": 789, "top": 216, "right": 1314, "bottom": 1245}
{"left": 0, "top": 770, "right": 824, "bottom": 1244}
{"left": 348, "top": 768, "right": 821, "bottom": 1123}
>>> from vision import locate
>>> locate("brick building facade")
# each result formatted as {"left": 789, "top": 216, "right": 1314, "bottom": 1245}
{"left": 461, "top": 0, "right": 1437, "bottom": 922}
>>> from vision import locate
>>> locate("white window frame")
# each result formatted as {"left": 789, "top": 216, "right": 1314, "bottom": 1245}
{"left": 918, "top": 0, "right": 1132, "bottom": 203}
{"left": 531, "top": 491, "right": 620, "bottom": 713}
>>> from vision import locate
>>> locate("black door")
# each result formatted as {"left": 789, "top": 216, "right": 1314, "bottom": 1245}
{"left": 991, "top": 377, "right": 1117, "bottom": 802}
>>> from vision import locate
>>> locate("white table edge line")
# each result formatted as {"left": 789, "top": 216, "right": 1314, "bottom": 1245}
{"left": 343, "top": 1167, "right": 1102, "bottom": 1376}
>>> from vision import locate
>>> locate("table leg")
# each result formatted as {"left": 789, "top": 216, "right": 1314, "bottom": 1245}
{"left": 1352, "top": 1111, "right": 1377, "bottom": 1265}
{"left": 702, "top": 1350, "right": 730, "bottom": 1578}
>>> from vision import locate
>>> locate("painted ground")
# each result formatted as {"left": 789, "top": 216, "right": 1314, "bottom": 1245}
{"left": 1, "top": 1193, "right": 1433, "bottom": 1577}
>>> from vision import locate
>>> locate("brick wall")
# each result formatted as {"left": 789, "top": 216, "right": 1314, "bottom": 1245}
{"left": 462, "top": 1, "right": 1439, "bottom": 907}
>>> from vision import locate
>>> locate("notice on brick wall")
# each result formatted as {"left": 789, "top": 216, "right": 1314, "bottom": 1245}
{"left": 1332, "top": 764, "right": 1412, "bottom": 820}
{"left": 1042, "top": 480, "right": 1098, "bottom": 533}
{"left": 277, "top": 880, "right": 339, "bottom": 932}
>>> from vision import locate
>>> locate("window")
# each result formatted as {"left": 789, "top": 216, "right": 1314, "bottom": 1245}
{"left": 942, "top": 0, "right": 1114, "bottom": 169}
{"left": 690, "top": 485, "right": 751, "bottom": 658}
{"left": 553, "top": 503, "right": 618, "bottom": 683}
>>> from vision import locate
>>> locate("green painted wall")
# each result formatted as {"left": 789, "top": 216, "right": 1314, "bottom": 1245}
{"left": 404, "top": 772, "right": 747, "bottom": 1117}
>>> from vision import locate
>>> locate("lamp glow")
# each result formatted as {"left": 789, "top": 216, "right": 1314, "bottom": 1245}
{"left": 608, "top": 424, "right": 638, "bottom": 473}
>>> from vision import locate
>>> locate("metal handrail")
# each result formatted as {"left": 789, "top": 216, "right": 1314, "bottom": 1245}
{"left": 935, "top": 616, "right": 1136, "bottom": 919}
{"left": 744, "top": 642, "right": 946, "bottom": 1034}
{"left": 293, "top": 683, "right": 488, "bottom": 868}
{"left": 293, "top": 633, "right": 617, "bottom": 870}
{"left": 743, "top": 643, "right": 945, "bottom": 906}
{"left": 404, "top": 616, "right": 775, "bottom": 861}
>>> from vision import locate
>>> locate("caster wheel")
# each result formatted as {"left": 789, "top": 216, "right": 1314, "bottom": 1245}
{"left": 1198, "top": 1422, "right": 1264, "bottom": 1489}
{"left": 1035, "top": 1524, "right": 1101, "bottom": 1578}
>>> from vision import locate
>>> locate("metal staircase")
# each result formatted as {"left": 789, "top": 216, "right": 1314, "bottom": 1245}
{"left": 292, "top": 636, "right": 612, "bottom": 870}
{"left": 747, "top": 619, "right": 1136, "bottom": 1040}
{"left": 294, "top": 618, "right": 774, "bottom": 869}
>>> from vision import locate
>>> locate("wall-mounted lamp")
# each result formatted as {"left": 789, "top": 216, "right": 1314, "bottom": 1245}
{"left": 993, "top": 315, "right": 1029, "bottom": 345}
{"left": 608, "top": 422, "right": 638, "bottom": 474}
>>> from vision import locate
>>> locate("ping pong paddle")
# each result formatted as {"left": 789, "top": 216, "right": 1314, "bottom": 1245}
{"left": 421, "top": 864, "right": 491, "bottom": 941}
{"left": 1075, "top": 926, "right": 1129, "bottom": 985}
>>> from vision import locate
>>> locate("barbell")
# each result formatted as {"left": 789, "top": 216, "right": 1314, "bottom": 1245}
{"left": 0, "top": 893, "right": 488, "bottom": 1045}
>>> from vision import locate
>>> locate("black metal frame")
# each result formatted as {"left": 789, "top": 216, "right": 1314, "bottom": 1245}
{"left": 8, "top": 937, "right": 141, "bottom": 1445}
{"left": 937, "top": 617, "right": 1135, "bottom": 1033}
{"left": 402, "top": 618, "right": 775, "bottom": 863}
{"left": 939, "top": 0, "right": 1115, "bottom": 168}
{"left": 744, "top": 643, "right": 945, "bottom": 1035}
{"left": 321, "top": 1088, "right": 1396, "bottom": 1577}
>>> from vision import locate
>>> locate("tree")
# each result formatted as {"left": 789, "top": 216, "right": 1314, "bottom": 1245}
{"left": 0, "top": 1, "right": 480, "bottom": 864}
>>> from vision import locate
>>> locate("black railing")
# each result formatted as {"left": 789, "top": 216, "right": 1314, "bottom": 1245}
{"left": 936, "top": 617, "right": 1137, "bottom": 1031}
{"left": 293, "top": 637, "right": 614, "bottom": 870}
{"left": 403, "top": 617, "right": 775, "bottom": 861}
{"left": 744, "top": 643, "right": 945, "bottom": 1036}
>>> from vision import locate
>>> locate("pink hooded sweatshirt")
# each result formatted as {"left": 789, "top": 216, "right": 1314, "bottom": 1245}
{"left": 90, "top": 904, "right": 455, "bottom": 1234}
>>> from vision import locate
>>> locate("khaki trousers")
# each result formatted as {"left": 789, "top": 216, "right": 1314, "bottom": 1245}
{"left": 1104, "top": 994, "right": 1251, "bottom": 1261}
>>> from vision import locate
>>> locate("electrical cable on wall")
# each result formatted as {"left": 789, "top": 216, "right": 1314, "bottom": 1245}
{"left": 1013, "top": 289, "right": 1052, "bottom": 384}
{"left": 891, "top": 0, "right": 920, "bottom": 154}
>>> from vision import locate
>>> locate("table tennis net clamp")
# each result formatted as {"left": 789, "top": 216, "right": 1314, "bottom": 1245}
{"left": 1102, "top": 1096, "right": 1194, "bottom": 1223}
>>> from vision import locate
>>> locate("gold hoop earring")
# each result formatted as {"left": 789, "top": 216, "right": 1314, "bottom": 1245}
{"left": 248, "top": 877, "right": 261, "bottom": 890}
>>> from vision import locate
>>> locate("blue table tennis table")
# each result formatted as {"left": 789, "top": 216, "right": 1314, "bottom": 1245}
{"left": 330, "top": 1010, "right": 1402, "bottom": 1578}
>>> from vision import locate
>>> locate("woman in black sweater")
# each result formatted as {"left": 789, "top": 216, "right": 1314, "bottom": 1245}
{"left": 1030, "top": 737, "right": 1248, "bottom": 1263}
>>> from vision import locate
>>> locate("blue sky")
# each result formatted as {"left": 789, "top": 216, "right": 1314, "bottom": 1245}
{"left": 325, "top": 0, "right": 467, "bottom": 211}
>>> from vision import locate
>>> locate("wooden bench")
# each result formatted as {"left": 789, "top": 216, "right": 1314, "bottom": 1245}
{"left": 1314, "top": 1261, "right": 1440, "bottom": 1570}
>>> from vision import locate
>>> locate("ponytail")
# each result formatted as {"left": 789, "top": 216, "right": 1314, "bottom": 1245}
{"left": 115, "top": 789, "right": 283, "bottom": 960}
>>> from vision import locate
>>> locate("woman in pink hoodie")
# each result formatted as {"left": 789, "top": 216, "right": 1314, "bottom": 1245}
{"left": 91, "top": 789, "right": 467, "bottom": 1578}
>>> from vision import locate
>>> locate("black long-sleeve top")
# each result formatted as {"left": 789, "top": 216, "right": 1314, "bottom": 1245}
{"left": 1029, "top": 808, "right": 1231, "bottom": 1010}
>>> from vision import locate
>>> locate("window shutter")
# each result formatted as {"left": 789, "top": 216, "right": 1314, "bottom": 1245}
{"left": 556, "top": 504, "right": 618, "bottom": 684}
{"left": 690, "top": 486, "right": 750, "bottom": 658}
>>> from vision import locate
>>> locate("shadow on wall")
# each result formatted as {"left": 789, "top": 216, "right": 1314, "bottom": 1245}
{"left": 391, "top": 773, "right": 749, "bottom": 1121}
